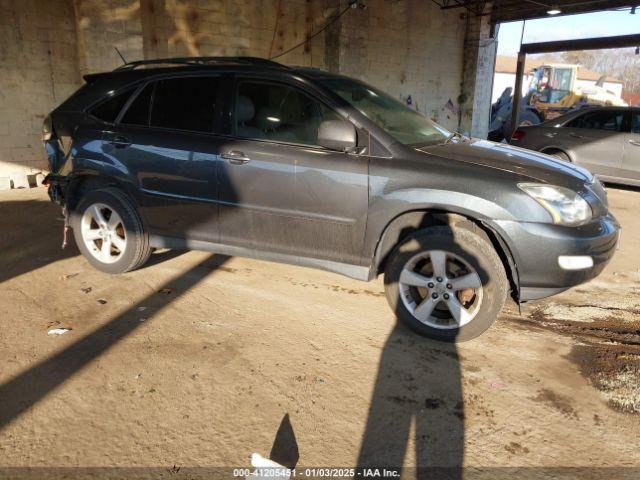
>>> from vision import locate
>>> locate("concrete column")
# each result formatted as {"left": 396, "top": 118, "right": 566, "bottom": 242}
{"left": 141, "top": 0, "right": 169, "bottom": 60}
{"left": 458, "top": 6, "right": 497, "bottom": 138}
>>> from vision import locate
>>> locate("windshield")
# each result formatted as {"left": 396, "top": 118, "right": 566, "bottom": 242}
{"left": 320, "top": 78, "right": 451, "bottom": 146}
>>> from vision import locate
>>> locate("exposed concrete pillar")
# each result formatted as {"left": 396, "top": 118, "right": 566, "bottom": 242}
{"left": 458, "top": 5, "right": 497, "bottom": 138}
{"left": 141, "top": 0, "right": 169, "bottom": 60}
{"left": 324, "top": 1, "right": 342, "bottom": 73}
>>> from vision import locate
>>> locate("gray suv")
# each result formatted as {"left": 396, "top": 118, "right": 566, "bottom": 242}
{"left": 43, "top": 57, "right": 620, "bottom": 341}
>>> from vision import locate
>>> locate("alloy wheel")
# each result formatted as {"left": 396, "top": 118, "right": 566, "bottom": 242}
{"left": 398, "top": 250, "right": 483, "bottom": 329}
{"left": 80, "top": 203, "right": 127, "bottom": 264}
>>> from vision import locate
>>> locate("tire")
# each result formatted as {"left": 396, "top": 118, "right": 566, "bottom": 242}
{"left": 544, "top": 149, "right": 570, "bottom": 162}
{"left": 71, "top": 187, "right": 152, "bottom": 274}
{"left": 384, "top": 225, "right": 508, "bottom": 342}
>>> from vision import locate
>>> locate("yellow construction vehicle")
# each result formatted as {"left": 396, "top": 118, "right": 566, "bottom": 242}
{"left": 529, "top": 63, "right": 627, "bottom": 120}
{"left": 489, "top": 63, "right": 626, "bottom": 141}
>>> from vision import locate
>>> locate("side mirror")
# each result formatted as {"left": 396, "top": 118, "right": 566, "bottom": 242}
{"left": 317, "top": 120, "right": 357, "bottom": 152}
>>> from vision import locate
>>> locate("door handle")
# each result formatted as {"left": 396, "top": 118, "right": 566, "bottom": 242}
{"left": 107, "top": 136, "right": 131, "bottom": 148}
{"left": 628, "top": 139, "right": 640, "bottom": 147}
{"left": 221, "top": 150, "right": 250, "bottom": 165}
{"left": 568, "top": 132, "right": 586, "bottom": 139}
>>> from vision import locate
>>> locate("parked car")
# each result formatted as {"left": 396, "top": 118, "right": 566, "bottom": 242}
{"left": 510, "top": 106, "right": 640, "bottom": 187}
{"left": 43, "top": 57, "right": 620, "bottom": 341}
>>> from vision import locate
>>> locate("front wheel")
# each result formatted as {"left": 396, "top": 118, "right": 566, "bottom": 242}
{"left": 71, "top": 188, "right": 152, "bottom": 274}
{"left": 384, "top": 225, "right": 508, "bottom": 342}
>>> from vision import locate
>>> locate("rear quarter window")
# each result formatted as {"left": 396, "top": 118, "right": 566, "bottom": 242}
{"left": 89, "top": 87, "right": 136, "bottom": 123}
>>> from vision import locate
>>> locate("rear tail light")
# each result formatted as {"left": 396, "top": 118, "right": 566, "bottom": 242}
{"left": 511, "top": 129, "right": 526, "bottom": 141}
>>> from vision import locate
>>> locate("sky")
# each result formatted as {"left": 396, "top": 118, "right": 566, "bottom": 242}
{"left": 497, "top": 8, "right": 640, "bottom": 57}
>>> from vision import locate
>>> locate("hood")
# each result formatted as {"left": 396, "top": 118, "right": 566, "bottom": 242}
{"left": 417, "top": 139, "right": 594, "bottom": 188}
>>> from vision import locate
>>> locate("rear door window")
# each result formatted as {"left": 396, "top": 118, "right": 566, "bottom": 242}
{"left": 566, "top": 110, "right": 625, "bottom": 132}
{"left": 90, "top": 87, "right": 135, "bottom": 123}
{"left": 149, "top": 76, "right": 220, "bottom": 133}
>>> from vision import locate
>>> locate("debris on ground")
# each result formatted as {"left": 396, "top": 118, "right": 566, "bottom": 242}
{"left": 80, "top": 287, "right": 92, "bottom": 294}
{"left": 510, "top": 306, "right": 640, "bottom": 415}
{"left": 569, "top": 343, "right": 640, "bottom": 414}
{"left": 137, "top": 306, "right": 147, "bottom": 311}
{"left": 47, "top": 327, "right": 71, "bottom": 335}
{"left": 97, "top": 298, "right": 107, "bottom": 305}
{"left": 158, "top": 288, "right": 173, "bottom": 295}
{"left": 61, "top": 273, "right": 79, "bottom": 280}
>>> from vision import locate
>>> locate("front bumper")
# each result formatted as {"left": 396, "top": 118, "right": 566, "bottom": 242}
{"left": 496, "top": 214, "right": 620, "bottom": 301}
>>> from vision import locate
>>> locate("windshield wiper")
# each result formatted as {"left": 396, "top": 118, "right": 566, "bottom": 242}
{"left": 443, "top": 132, "right": 463, "bottom": 144}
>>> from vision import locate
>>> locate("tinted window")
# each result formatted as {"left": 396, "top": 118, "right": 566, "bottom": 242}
{"left": 235, "top": 81, "right": 341, "bottom": 145}
{"left": 121, "top": 83, "right": 153, "bottom": 126}
{"left": 90, "top": 87, "right": 135, "bottom": 123}
{"left": 632, "top": 113, "right": 640, "bottom": 134}
{"left": 150, "top": 77, "right": 219, "bottom": 133}
{"left": 567, "top": 110, "right": 625, "bottom": 132}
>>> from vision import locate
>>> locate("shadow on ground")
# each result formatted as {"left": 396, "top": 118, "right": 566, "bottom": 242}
{"left": 0, "top": 198, "right": 78, "bottom": 284}
{"left": 0, "top": 253, "right": 229, "bottom": 431}
{"left": 357, "top": 325, "right": 463, "bottom": 478}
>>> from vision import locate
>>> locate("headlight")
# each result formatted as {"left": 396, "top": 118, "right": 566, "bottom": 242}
{"left": 518, "top": 183, "right": 592, "bottom": 226}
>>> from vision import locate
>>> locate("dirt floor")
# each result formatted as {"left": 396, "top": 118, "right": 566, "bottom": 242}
{"left": 0, "top": 186, "right": 639, "bottom": 477}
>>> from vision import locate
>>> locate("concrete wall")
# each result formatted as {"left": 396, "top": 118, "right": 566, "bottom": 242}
{"left": 0, "top": 0, "right": 80, "bottom": 187}
{"left": 335, "top": 0, "right": 468, "bottom": 127}
{"left": 0, "top": 0, "right": 495, "bottom": 185}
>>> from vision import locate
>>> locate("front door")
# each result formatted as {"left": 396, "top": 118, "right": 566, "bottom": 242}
{"left": 217, "top": 78, "right": 369, "bottom": 264}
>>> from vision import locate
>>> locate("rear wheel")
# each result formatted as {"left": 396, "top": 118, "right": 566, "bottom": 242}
{"left": 71, "top": 188, "right": 151, "bottom": 274}
{"left": 384, "top": 226, "right": 508, "bottom": 342}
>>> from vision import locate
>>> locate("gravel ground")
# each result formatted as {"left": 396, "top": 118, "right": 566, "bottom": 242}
{"left": 0, "top": 186, "right": 639, "bottom": 477}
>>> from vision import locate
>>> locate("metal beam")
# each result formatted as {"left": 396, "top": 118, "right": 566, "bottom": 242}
{"left": 431, "top": 0, "right": 488, "bottom": 16}
{"left": 509, "top": 52, "right": 526, "bottom": 140}
{"left": 491, "top": 0, "right": 637, "bottom": 22}
{"left": 520, "top": 33, "right": 640, "bottom": 54}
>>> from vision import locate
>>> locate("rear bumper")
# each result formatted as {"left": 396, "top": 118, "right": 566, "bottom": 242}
{"left": 496, "top": 214, "right": 620, "bottom": 301}
{"left": 44, "top": 173, "right": 66, "bottom": 205}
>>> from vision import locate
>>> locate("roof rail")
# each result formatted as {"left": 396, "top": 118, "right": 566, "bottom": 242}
{"left": 113, "top": 56, "right": 286, "bottom": 71}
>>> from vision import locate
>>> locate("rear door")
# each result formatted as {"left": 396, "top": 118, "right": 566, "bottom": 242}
{"left": 622, "top": 109, "right": 640, "bottom": 182}
{"left": 217, "top": 77, "right": 369, "bottom": 264}
{"left": 110, "top": 74, "right": 230, "bottom": 242}
{"left": 559, "top": 109, "right": 627, "bottom": 177}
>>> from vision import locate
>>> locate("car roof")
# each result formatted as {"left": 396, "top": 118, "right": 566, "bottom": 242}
{"left": 59, "top": 59, "right": 347, "bottom": 113}
{"left": 83, "top": 56, "right": 344, "bottom": 83}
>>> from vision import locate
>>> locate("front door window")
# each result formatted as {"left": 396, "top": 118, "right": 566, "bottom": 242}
{"left": 234, "top": 81, "right": 341, "bottom": 146}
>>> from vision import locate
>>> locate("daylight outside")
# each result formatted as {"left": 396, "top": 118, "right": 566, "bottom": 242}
{"left": 0, "top": 1, "right": 639, "bottom": 479}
